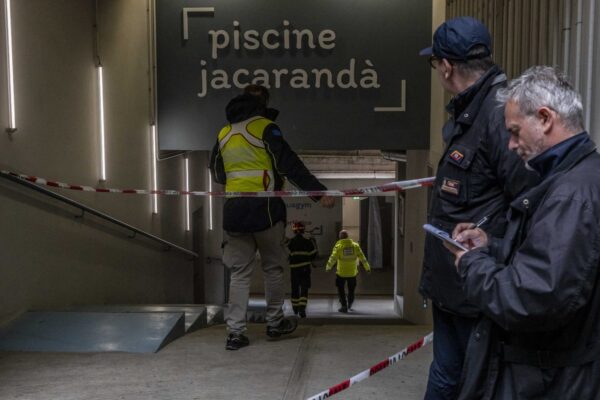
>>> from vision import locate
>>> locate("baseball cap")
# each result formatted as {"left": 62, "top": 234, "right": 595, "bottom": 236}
{"left": 419, "top": 16, "right": 492, "bottom": 61}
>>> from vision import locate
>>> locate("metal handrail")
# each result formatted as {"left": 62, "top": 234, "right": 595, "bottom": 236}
{"left": 0, "top": 171, "right": 198, "bottom": 259}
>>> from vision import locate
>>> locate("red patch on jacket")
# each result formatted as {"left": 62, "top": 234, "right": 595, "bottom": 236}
{"left": 450, "top": 150, "right": 464, "bottom": 163}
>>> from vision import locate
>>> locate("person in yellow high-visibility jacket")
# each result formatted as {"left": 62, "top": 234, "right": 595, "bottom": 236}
{"left": 325, "top": 230, "right": 371, "bottom": 313}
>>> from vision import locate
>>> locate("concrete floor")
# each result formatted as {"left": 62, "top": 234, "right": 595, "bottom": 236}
{"left": 0, "top": 298, "right": 433, "bottom": 400}
{"left": 288, "top": 296, "right": 398, "bottom": 317}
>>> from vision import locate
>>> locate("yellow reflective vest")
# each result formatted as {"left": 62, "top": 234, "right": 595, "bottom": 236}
{"left": 325, "top": 238, "right": 371, "bottom": 278}
{"left": 217, "top": 116, "right": 275, "bottom": 193}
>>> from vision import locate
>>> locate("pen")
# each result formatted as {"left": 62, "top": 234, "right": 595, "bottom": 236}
{"left": 472, "top": 216, "right": 488, "bottom": 229}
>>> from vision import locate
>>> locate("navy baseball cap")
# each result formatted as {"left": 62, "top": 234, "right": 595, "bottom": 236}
{"left": 419, "top": 16, "right": 492, "bottom": 60}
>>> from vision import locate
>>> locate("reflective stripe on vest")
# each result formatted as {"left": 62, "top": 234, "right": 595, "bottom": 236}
{"left": 217, "top": 116, "right": 275, "bottom": 192}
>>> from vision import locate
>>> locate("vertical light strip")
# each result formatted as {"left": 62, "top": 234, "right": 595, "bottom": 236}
{"left": 151, "top": 125, "right": 158, "bottom": 214}
{"left": 98, "top": 66, "right": 106, "bottom": 181}
{"left": 5, "top": 0, "right": 16, "bottom": 131}
{"left": 584, "top": 0, "right": 595, "bottom": 130}
{"left": 562, "top": 0, "right": 572, "bottom": 75}
{"left": 573, "top": 0, "right": 583, "bottom": 89}
{"left": 184, "top": 157, "right": 190, "bottom": 231}
{"left": 208, "top": 169, "right": 213, "bottom": 230}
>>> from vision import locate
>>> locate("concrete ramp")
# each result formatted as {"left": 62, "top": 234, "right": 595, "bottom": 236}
{"left": 60, "top": 305, "right": 209, "bottom": 333}
{"left": 0, "top": 311, "right": 185, "bottom": 353}
{"left": 247, "top": 299, "right": 267, "bottom": 323}
{"left": 205, "top": 305, "right": 225, "bottom": 325}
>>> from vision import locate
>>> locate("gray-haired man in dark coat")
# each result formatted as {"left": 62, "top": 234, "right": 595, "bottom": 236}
{"left": 447, "top": 66, "right": 600, "bottom": 399}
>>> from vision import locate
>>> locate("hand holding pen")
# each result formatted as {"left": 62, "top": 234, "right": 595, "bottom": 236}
{"left": 451, "top": 216, "right": 489, "bottom": 250}
{"left": 471, "top": 216, "right": 488, "bottom": 230}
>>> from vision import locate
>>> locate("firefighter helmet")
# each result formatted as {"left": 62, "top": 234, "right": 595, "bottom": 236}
{"left": 292, "top": 221, "right": 305, "bottom": 233}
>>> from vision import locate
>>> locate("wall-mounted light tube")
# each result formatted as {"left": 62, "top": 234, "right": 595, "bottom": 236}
{"left": 151, "top": 125, "right": 158, "bottom": 214}
{"left": 584, "top": 0, "right": 595, "bottom": 130}
{"left": 208, "top": 169, "right": 213, "bottom": 230}
{"left": 5, "top": 0, "right": 16, "bottom": 132}
{"left": 98, "top": 66, "right": 106, "bottom": 181}
{"left": 184, "top": 157, "right": 190, "bottom": 231}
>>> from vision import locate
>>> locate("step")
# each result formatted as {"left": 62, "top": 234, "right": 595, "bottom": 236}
{"left": 0, "top": 311, "right": 185, "bottom": 353}
{"left": 61, "top": 305, "right": 209, "bottom": 333}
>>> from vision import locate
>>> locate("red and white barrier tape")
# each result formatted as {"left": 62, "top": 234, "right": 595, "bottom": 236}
{"left": 1, "top": 170, "right": 434, "bottom": 197}
{"left": 306, "top": 332, "right": 434, "bottom": 400}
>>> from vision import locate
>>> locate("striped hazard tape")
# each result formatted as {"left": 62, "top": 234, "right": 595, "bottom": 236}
{"left": 306, "top": 332, "right": 434, "bottom": 400}
{"left": 1, "top": 170, "right": 434, "bottom": 197}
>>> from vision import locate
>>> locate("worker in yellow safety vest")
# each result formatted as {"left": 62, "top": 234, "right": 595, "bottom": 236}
{"left": 325, "top": 230, "right": 371, "bottom": 313}
{"left": 210, "top": 84, "right": 334, "bottom": 350}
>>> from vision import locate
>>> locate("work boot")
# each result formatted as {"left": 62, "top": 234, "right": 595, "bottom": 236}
{"left": 225, "top": 333, "right": 250, "bottom": 350}
{"left": 338, "top": 306, "right": 348, "bottom": 313}
{"left": 299, "top": 310, "right": 307, "bottom": 318}
{"left": 266, "top": 317, "right": 298, "bottom": 338}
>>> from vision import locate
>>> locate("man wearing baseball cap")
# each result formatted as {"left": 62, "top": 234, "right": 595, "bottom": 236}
{"left": 418, "top": 17, "right": 536, "bottom": 399}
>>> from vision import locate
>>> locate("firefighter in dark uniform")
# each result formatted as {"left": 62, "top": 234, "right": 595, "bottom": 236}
{"left": 287, "top": 221, "right": 317, "bottom": 318}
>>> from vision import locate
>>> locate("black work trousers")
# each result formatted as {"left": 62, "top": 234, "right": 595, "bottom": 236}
{"left": 335, "top": 276, "right": 357, "bottom": 308}
{"left": 291, "top": 266, "right": 311, "bottom": 313}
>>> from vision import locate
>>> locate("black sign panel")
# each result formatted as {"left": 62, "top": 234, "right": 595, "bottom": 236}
{"left": 156, "top": 0, "right": 431, "bottom": 150}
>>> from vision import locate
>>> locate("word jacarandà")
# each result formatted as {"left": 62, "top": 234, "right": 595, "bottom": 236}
{"left": 196, "top": 20, "right": 381, "bottom": 97}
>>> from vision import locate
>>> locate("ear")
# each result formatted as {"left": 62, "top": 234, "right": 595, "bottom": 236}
{"left": 441, "top": 59, "right": 453, "bottom": 79}
{"left": 537, "top": 107, "right": 555, "bottom": 133}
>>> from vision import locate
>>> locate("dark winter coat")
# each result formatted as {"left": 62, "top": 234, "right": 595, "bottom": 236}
{"left": 458, "top": 135, "right": 600, "bottom": 399}
{"left": 288, "top": 233, "right": 318, "bottom": 268}
{"left": 420, "top": 65, "right": 536, "bottom": 316}
{"left": 210, "top": 94, "right": 326, "bottom": 233}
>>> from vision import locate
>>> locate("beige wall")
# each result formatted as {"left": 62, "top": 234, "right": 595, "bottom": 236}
{"left": 0, "top": 0, "right": 207, "bottom": 323}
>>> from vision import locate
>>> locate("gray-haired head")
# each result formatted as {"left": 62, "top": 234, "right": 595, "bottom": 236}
{"left": 496, "top": 66, "right": 584, "bottom": 133}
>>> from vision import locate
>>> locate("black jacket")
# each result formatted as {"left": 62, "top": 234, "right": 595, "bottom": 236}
{"left": 420, "top": 65, "right": 536, "bottom": 316}
{"left": 288, "top": 233, "right": 318, "bottom": 268}
{"left": 458, "top": 136, "right": 600, "bottom": 399}
{"left": 210, "top": 94, "right": 326, "bottom": 233}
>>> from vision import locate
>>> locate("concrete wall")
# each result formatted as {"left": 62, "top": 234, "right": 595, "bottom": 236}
{"left": 394, "top": 162, "right": 406, "bottom": 297}
{"left": 0, "top": 0, "right": 204, "bottom": 323}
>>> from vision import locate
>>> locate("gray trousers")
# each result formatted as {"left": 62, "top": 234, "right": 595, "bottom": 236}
{"left": 223, "top": 222, "right": 287, "bottom": 333}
